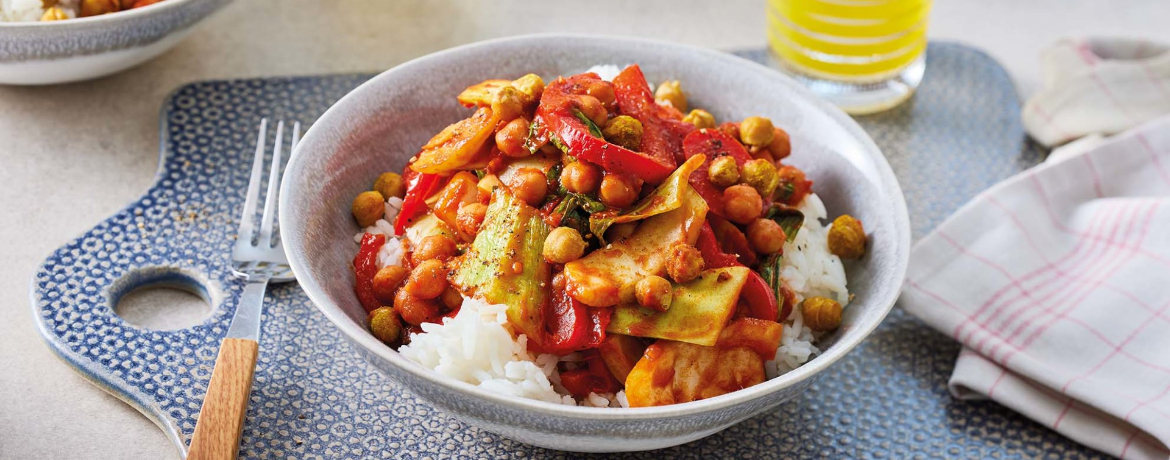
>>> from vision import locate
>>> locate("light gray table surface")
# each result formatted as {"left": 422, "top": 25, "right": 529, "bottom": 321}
{"left": 3, "top": 1, "right": 1168, "bottom": 458}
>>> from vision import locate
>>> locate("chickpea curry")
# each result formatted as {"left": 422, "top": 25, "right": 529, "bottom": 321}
{"left": 349, "top": 65, "right": 867, "bottom": 407}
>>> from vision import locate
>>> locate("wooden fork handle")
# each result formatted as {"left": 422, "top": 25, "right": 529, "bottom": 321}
{"left": 188, "top": 338, "right": 259, "bottom": 460}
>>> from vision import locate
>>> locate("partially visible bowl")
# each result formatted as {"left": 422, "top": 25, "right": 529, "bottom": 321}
{"left": 280, "top": 34, "right": 911, "bottom": 452}
{"left": 0, "top": 0, "right": 231, "bottom": 85}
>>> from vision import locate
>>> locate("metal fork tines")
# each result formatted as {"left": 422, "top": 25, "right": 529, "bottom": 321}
{"left": 226, "top": 118, "right": 298, "bottom": 341}
{"left": 188, "top": 119, "right": 299, "bottom": 460}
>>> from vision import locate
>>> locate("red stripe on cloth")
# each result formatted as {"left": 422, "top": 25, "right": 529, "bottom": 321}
{"left": 994, "top": 203, "right": 1127, "bottom": 349}
{"left": 986, "top": 367, "right": 1009, "bottom": 397}
{"left": 1060, "top": 298, "right": 1170, "bottom": 393}
{"left": 1120, "top": 428, "right": 1141, "bottom": 459}
{"left": 1083, "top": 155, "right": 1106, "bottom": 198}
{"left": 1090, "top": 72, "right": 1138, "bottom": 123}
{"left": 958, "top": 198, "right": 1113, "bottom": 362}
{"left": 1031, "top": 104, "right": 1076, "bottom": 140}
{"left": 999, "top": 202, "right": 1142, "bottom": 361}
{"left": 1010, "top": 201, "right": 1152, "bottom": 350}
{"left": 1142, "top": 60, "right": 1170, "bottom": 104}
{"left": 907, "top": 280, "right": 1023, "bottom": 356}
{"left": 1053, "top": 398, "right": 1076, "bottom": 429}
{"left": 1135, "top": 131, "right": 1170, "bottom": 187}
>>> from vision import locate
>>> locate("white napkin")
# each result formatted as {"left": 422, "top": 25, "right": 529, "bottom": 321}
{"left": 901, "top": 37, "right": 1170, "bottom": 460}
{"left": 1023, "top": 37, "right": 1170, "bottom": 147}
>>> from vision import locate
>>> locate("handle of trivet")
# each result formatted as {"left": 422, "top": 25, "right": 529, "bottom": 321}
{"left": 188, "top": 338, "right": 259, "bottom": 460}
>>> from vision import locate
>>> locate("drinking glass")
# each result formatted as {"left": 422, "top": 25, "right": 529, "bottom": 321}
{"left": 768, "top": 0, "right": 932, "bottom": 114}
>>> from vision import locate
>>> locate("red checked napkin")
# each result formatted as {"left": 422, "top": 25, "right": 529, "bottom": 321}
{"left": 902, "top": 38, "right": 1170, "bottom": 460}
{"left": 902, "top": 116, "right": 1170, "bottom": 459}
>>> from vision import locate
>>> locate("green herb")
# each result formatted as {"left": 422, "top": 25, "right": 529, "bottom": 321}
{"left": 472, "top": 169, "right": 486, "bottom": 180}
{"left": 776, "top": 182, "right": 796, "bottom": 203}
{"left": 758, "top": 254, "right": 785, "bottom": 319}
{"left": 549, "top": 133, "right": 570, "bottom": 154}
{"left": 572, "top": 109, "right": 604, "bottom": 139}
{"left": 524, "top": 119, "right": 545, "bottom": 155}
{"left": 764, "top": 205, "right": 803, "bottom": 243}
{"left": 571, "top": 192, "right": 606, "bottom": 213}
{"left": 546, "top": 163, "right": 564, "bottom": 187}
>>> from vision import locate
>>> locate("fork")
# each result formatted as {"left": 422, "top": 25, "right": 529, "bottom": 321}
{"left": 188, "top": 119, "right": 298, "bottom": 460}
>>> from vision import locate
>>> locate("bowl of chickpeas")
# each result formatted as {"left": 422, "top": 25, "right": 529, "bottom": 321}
{"left": 0, "top": 0, "right": 232, "bottom": 85}
{"left": 279, "top": 34, "right": 910, "bottom": 452}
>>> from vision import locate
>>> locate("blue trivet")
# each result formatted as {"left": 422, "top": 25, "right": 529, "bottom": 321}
{"left": 32, "top": 42, "right": 1105, "bottom": 459}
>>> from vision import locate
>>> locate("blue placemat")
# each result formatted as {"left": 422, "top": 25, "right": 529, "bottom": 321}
{"left": 32, "top": 42, "right": 1107, "bottom": 459}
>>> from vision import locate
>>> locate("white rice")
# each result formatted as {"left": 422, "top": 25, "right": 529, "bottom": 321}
{"left": 765, "top": 193, "right": 850, "bottom": 378}
{"left": 398, "top": 296, "right": 630, "bottom": 407}
{"left": 353, "top": 196, "right": 406, "bottom": 268}
{"left": 585, "top": 64, "right": 622, "bottom": 82}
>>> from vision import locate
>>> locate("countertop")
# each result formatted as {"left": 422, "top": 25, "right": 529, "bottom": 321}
{"left": 3, "top": 0, "right": 1169, "bottom": 458}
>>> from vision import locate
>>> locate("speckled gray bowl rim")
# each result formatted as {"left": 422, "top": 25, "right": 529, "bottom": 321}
{"left": 0, "top": 0, "right": 195, "bottom": 29}
{"left": 281, "top": 34, "right": 911, "bottom": 421}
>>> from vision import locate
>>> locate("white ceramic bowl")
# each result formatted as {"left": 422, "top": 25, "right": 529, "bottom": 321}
{"left": 0, "top": 0, "right": 230, "bottom": 85}
{"left": 280, "top": 34, "right": 911, "bottom": 453}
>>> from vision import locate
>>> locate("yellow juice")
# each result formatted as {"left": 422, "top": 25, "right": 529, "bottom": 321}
{"left": 768, "top": 0, "right": 931, "bottom": 82}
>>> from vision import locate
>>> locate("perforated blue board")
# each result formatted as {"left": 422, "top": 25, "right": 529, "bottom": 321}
{"left": 32, "top": 42, "right": 1106, "bottom": 459}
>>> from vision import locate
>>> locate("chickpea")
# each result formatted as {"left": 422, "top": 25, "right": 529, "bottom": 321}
{"left": 505, "top": 168, "right": 548, "bottom": 207}
{"left": 654, "top": 80, "right": 687, "bottom": 111}
{"left": 456, "top": 202, "right": 488, "bottom": 237}
{"left": 717, "top": 122, "right": 741, "bottom": 142}
{"left": 768, "top": 127, "right": 791, "bottom": 160}
{"left": 722, "top": 185, "right": 763, "bottom": 224}
{"left": 560, "top": 161, "right": 601, "bottom": 194}
{"left": 372, "top": 265, "right": 409, "bottom": 304}
{"left": 477, "top": 174, "right": 502, "bottom": 203}
{"left": 605, "top": 222, "right": 638, "bottom": 242}
{"left": 827, "top": 214, "right": 867, "bottom": 259}
{"left": 543, "top": 227, "right": 587, "bottom": 264}
{"left": 801, "top": 296, "right": 842, "bottom": 332}
{"left": 440, "top": 286, "right": 464, "bottom": 310}
{"left": 373, "top": 172, "right": 406, "bottom": 199}
{"left": 618, "top": 281, "right": 637, "bottom": 305}
{"left": 598, "top": 173, "right": 639, "bottom": 209}
{"left": 746, "top": 219, "right": 786, "bottom": 255}
{"left": 666, "top": 242, "right": 704, "bottom": 284}
{"left": 577, "top": 95, "right": 609, "bottom": 127}
{"left": 404, "top": 259, "right": 447, "bottom": 300}
{"left": 741, "top": 158, "right": 779, "bottom": 198}
{"left": 567, "top": 271, "right": 621, "bottom": 307}
{"left": 496, "top": 117, "right": 532, "bottom": 158}
{"left": 413, "top": 234, "right": 458, "bottom": 263}
{"left": 739, "top": 116, "right": 775, "bottom": 147}
{"left": 351, "top": 191, "right": 385, "bottom": 227}
{"left": 40, "top": 6, "right": 69, "bottom": 20}
{"left": 551, "top": 271, "right": 567, "bottom": 292}
{"left": 367, "top": 307, "right": 403, "bottom": 344}
{"left": 707, "top": 156, "right": 740, "bottom": 188}
{"left": 80, "top": 0, "right": 119, "bottom": 17}
{"left": 635, "top": 276, "right": 673, "bottom": 311}
{"left": 586, "top": 81, "right": 617, "bottom": 109}
{"left": 491, "top": 86, "right": 525, "bottom": 122}
{"left": 602, "top": 115, "right": 643, "bottom": 151}
{"left": 512, "top": 74, "right": 545, "bottom": 107}
{"left": 394, "top": 289, "right": 443, "bottom": 326}
{"left": 682, "top": 109, "right": 715, "bottom": 129}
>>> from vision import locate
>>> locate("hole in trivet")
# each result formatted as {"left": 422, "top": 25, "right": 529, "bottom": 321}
{"left": 111, "top": 268, "right": 216, "bottom": 330}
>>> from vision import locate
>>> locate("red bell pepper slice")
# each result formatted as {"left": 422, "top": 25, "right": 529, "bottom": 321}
{"left": 353, "top": 233, "right": 386, "bottom": 313}
{"left": 536, "top": 72, "right": 675, "bottom": 184}
{"left": 696, "top": 222, "right": 779, "bottom": 321}
{"left": 776, "top": 165, "right": 814, "bottom": 207}
{"left": 393, "top": 169, "right": 443, "bottom": 235}
{"left": 681, "top": 129, "right": 753, "bottom": 219}
{"left": 613, "top": 65, "right": 689, "bottom": 166}
{"left": 532, "top": 286, "right": 613, "bottom": 356}
{"left": 558, "top": 350, "right": 623, "bottom": 398}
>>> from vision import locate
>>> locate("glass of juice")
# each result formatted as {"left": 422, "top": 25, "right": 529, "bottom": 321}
{"left": 767, "top": 0, "right": 931, "bottom": 114}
